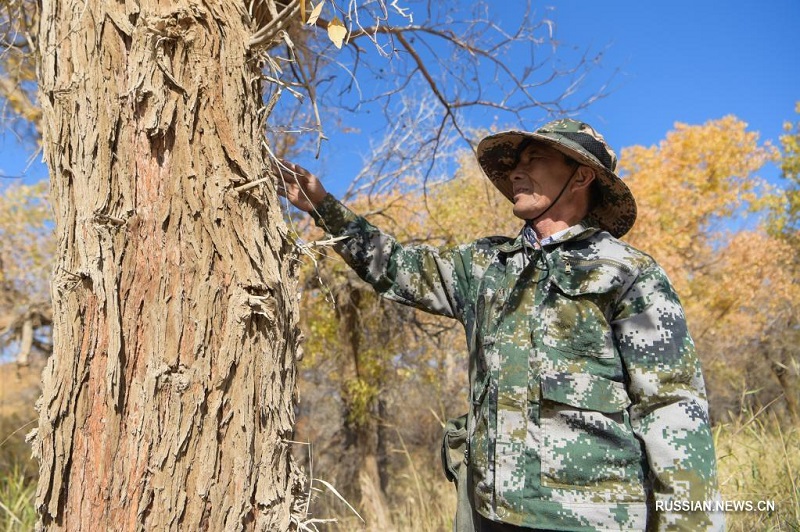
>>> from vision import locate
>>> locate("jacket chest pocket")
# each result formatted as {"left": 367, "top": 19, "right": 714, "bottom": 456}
{"left": 541, "top": 293, "right": 615, "bottom": 358}
{"left": 540, "top": 258, "right": 621, "bottom": 360}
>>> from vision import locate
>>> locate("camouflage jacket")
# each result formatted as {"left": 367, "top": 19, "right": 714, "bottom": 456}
{"left": 311, "top": 195, "right": 723, "bottom": 531}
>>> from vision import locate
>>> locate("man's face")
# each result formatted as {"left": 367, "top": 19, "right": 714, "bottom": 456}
{"left": 508, "top": 141, "right": 577, "bottom": 220}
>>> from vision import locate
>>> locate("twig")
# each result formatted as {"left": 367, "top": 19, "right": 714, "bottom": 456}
{"left": 307, "top": 235, "right": 350, "bottom": 247}
{"left": 249, "top": 0, "right": 301, "bottom": 49}
{"left": 234, "top": 176, "right": 272, "bottom": 193}
{"left": 313, "top": 478, "right": 365, "bottom": 523}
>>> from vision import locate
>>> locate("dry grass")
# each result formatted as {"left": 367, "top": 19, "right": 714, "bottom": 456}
{"left": 301, "top": 472, "right": 455, "bottom": 532}
{"left": 0, "top": 466, "right": 36, "bottom": 531}
{"left": 716, "top": 411, "right": 800, "bottom": 532}
{"left": 0, "top": 362, "right": 39, "bottom": 531}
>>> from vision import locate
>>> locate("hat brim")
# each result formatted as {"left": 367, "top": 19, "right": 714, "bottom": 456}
{"left": 476, "top": 130, "right": 637, "bottom": 238}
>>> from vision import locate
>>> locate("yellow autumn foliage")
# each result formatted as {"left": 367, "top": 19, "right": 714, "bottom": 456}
{"left": 622, "top": 116, "right": 776, "bottom": 293}
{"left": 769, "top": 101, "right": 800, "bottom": 248}
{"left": 621, "top": 116, "right": 797, "bottom": 421}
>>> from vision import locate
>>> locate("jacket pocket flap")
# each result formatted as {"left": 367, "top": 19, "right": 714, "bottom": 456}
{"left": 540, "top": 372, "right": 630, "bottom": 413}
{"left": 548, "top": 255, "right": 626, "bottom": 297}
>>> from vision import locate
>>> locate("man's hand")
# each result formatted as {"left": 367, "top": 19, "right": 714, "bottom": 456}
{"left": 275, "top": 160, "right": 328, "bottom": 213}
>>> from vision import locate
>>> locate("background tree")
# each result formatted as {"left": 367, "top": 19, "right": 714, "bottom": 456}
{"left": 771, "top": 101, "right": 800, "bottom": 247}
{"left": 1, "top": 0, "right": 52, "bottom": 368}
{"left": 0, "top": 0, "right": 40, "bottom": 139}
{"left": 754, "top": 101, "right": 800, "bottom": 422}
{"left": 621, "top": 116, "right": 798, "bottom": 422}
{"left": 0, "top": 181, "right": 53, "bottom": 365}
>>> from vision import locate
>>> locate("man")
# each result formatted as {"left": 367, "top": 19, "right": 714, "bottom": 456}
{"left": 278, "top": 119, "right": 723, "bottom": 531}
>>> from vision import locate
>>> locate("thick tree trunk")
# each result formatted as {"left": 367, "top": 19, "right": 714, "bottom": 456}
{"left": 34, "top": 1, "right": 303, "bottom": 530}
{"left": 357, "top": 437, "right": 394, "bottom": 532}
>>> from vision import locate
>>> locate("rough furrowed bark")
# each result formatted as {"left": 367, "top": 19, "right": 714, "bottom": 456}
{"left": 34, "top": 1, "right": 303, "bottom": 530}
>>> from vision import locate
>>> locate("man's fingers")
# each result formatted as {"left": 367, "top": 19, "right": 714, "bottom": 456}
{"left": 274, "top": 159, "right": 297, "bottom": 181}
{"left": 277, "top": 159, "right": 303, "bottom": 178}
{"left": 276, "top": 166, "right": 297, "bottom": 182}
{"left": 274, "top": 159, "right": 322, "bottom": 211}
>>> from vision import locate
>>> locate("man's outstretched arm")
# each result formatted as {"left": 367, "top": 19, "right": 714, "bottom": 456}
{"left": 276, "top": 161, "right": 473, "bottom": 320}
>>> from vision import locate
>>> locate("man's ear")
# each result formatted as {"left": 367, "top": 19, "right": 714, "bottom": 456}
{"left": 572, "top": 166, "right": 596, "bottom": 191}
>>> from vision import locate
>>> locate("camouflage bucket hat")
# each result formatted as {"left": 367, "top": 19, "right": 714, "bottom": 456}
{"left": 476, "top": 118, "right": 637, "bottom": 238}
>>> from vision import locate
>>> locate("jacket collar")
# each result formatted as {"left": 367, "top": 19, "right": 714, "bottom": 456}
{"left": 496, "top": 221, "right": 599, "bottom": 254}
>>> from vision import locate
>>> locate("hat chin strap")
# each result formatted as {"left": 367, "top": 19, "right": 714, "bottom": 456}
{"left": 525, "top": 166, "right": 579, "bottom": 231}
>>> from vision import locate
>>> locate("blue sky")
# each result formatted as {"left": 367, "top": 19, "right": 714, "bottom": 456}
{"left": 301, "top": 0, "right": 799, "bottom": 196}
{"left": 1, "top": 1, "right": 797, "bottom": 193}
{"left": 550, "top": 0, "right": 798, "bottom": 159}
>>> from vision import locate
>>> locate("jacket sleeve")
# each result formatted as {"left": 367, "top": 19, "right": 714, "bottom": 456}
{"left": 310, "top": 194, "right": 472, "bottom": 320}
{"left": 612, "top": 262, "right": 724, "bottom": 531}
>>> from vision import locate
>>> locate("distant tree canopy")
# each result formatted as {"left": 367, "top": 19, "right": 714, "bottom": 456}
{"left": 621, "top": 116, "right": 798, "bottom": 423}
{"left": 773, "top": 101, "right": 800, "bottom": 248}
{"left": 0, "top": 0, "right": 40, "bottom": 138}
{"left": 0, "top": 181, "right": 53, "bottom": 364}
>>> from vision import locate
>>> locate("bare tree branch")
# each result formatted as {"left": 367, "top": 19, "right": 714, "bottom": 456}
{"left": 265, "top": 0, "right": 616, "bottom": 196}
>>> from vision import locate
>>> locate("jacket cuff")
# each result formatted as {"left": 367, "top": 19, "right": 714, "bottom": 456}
{"left": 310, "top": 193, "right": 359, "bottom": 235}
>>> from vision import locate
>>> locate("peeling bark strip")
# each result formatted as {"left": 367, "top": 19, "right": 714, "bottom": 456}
{"left": 35, "top": 1, "right": 303, "bottom": 529}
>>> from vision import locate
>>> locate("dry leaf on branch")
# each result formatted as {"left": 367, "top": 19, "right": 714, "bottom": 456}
{"left": 327, "top": 16, "right": 347, "bottom": 48}
{"left": 306, "top": 1, "right": 324, "bottom": 25}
